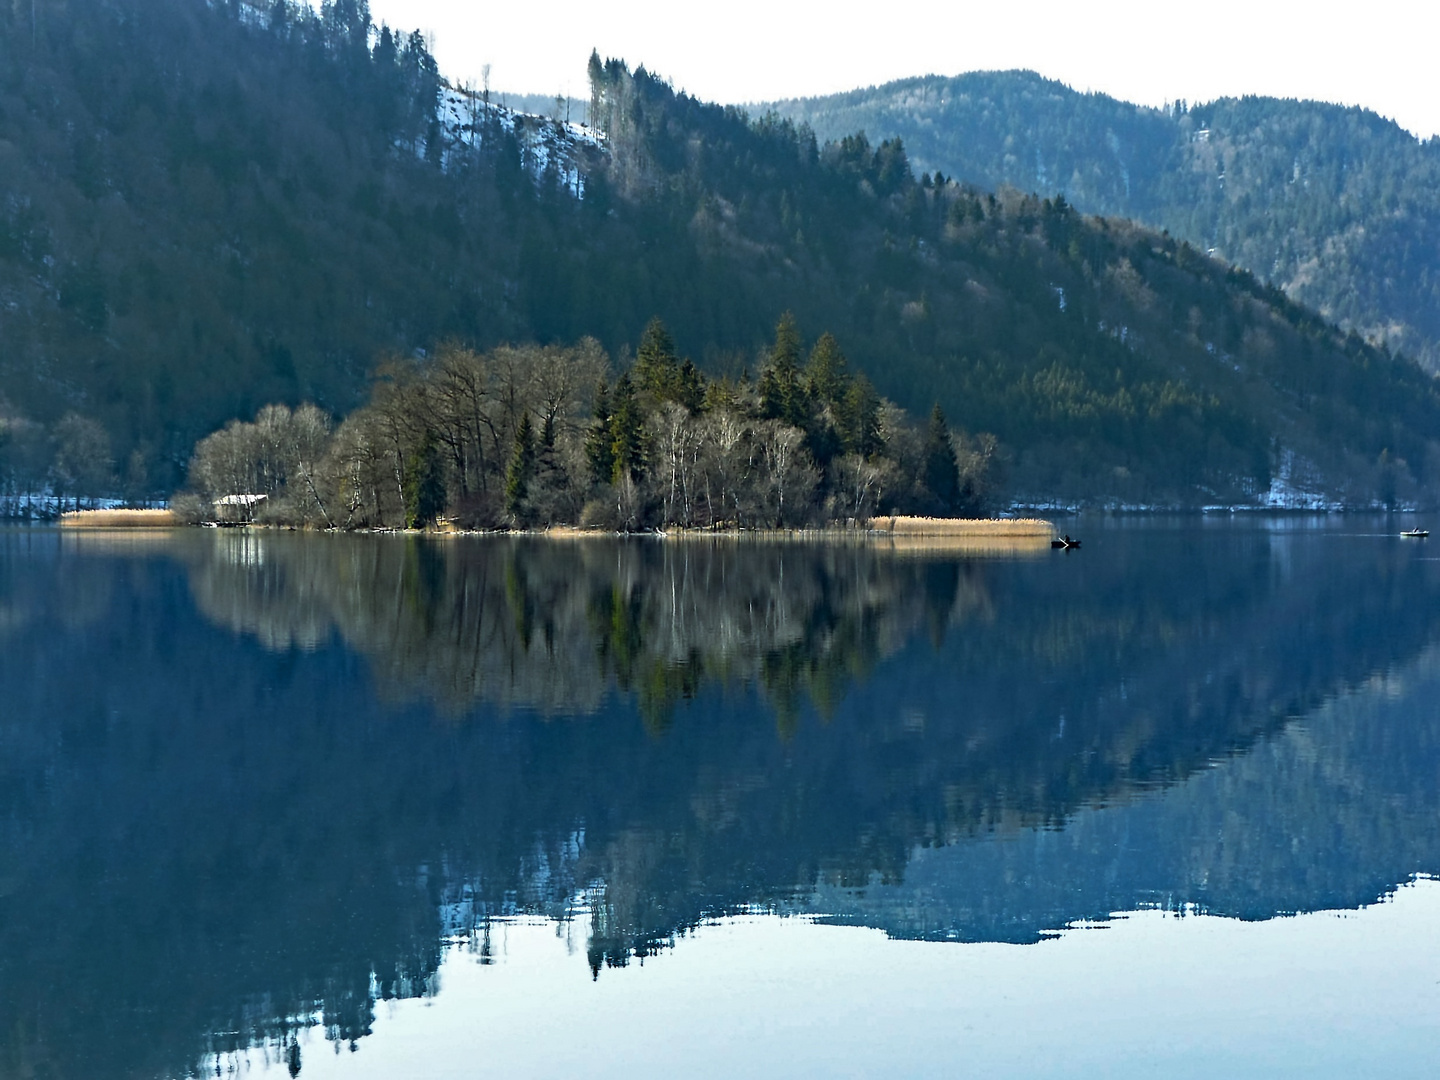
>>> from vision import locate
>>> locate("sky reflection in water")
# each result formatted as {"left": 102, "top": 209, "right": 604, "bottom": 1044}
{"left": 1, "top": 520, "right": 1438, "bottom": 1077}
{"left": 250, "top": 881, "right": 1440, "bottom": 1080}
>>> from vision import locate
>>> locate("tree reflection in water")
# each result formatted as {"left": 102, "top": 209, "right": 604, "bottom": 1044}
{"left": 2, "top": 524, "right": 1439, "bottom": 1077}
{"left": 184, "top": 533, "right": 998, "bottom": 730}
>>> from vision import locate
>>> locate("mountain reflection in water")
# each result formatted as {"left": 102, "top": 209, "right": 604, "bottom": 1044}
{"left": 1, "top": 522, "right": 1438, "bottom": 1078}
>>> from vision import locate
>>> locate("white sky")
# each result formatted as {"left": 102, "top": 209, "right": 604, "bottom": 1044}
{"left": 367, "top": 0, "right": 1440, "bottom": 139}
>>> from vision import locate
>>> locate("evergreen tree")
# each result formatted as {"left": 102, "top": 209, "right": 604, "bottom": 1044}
{"left": 528, "top": 409, "right": 568, "bottom": 525}
{"left": 634, "top": 317, "right": 706, "bottom": 413}
{"left": 675, "top": 359, "right": 706, "bottom": 414}
{"left": 758, "top": 311, "right": 809, "bottom": 429}
{"left": 922, "top": 404, "right": 961, "bottom": 514}
{"left": 609, "top": 372, "right": 646, "bottom": 484}
{"left": 586, "top": 378, "right": 615, "bottom": 485}
{"left": 806, "top": 332, "right": 851, "bottom": 406}
{"left": 588, "top": 49, "right": 608, "bottom": 136}
{"left": 373, "top": 24, "right": 397, "bottom": 68}
{"left": 702, "top": 376, "right": 743, "bottom": 414}
{"left": 634, "top": 316, "right": 681, "bottom": 400}
{"left": 404, "top": 429, "right": 446, "bottom": 528}
{"left": 837, "top": 375, "right": 883, "bottom": 458}
{"left": 505, "top": 412, "right": 536, "bottom": 522}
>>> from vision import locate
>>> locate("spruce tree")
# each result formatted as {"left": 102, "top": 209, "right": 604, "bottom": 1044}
{"left": 634, "top": 316, "right": 681, "bottom": 400}
{"left": 585, "top": 378, "right": 615, "bottom": 485}
{"left": 676, "top": 359, "right": 706, "bottom": 414}
{"left": 529, "top": 410, "right": 565, "bottom": 525}
{"left": 633, "top": 317, "right": 706, "bottom": 413}
{"left": 609, "top": 372, "right": 646, "bottom": 484}
{"left": 922, "top": 404, "right": 961, "bottom": 515}
{"left": 805, "top": 332, "right": 850, "bottom": 407}
{"left": 758, "top": 311, "right": 808, "bottom": 429}
{"left": 837, "top": 375, "right": 883, "bottom": 458}
{"left": 587, "top": 49, "right": 608, "bottom": 136}
{"left": 404, "top": 430, "right": 446, "bottom": 528}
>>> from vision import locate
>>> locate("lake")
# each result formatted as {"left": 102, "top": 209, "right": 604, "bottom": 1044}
{"left": 2, "top": 519, "right": 1438, "bottom": 1077}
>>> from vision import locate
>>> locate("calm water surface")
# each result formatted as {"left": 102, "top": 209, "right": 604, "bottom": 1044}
{"left": 2, "top": 519, "right": 1438, "bottom": 1077}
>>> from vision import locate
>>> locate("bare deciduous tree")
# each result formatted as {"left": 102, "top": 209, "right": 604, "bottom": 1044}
{"left": 52, "top": 413, "right": 113, "bottom": 510}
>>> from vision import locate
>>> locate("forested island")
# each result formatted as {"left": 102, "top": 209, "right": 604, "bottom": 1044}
{"left": 178, "top": 315, "right": 997, "bottom": 530}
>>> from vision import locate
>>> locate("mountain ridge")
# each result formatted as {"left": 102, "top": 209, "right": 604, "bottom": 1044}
{"left": 765, "top": 70, "right": 1440, "bottom": 374}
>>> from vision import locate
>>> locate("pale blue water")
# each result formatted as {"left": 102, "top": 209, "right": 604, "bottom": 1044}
{"left": 1, "top": 519, "right": 1437, "bottom": 1077}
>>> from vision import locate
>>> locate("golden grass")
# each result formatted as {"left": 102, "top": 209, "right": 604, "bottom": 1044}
{"left": 627, "top": 517, "right": 1059, "bottom": 558}
{"left": 877, "top": 516, "right": 1055, "bottom": 537}
{"left": 59, "top": 508, "right": 179, "bottom": 528}
{"left": 397, "top": 518, "right": 1061, "bottom": 559}
{"left": 533, "top": 517, "right": 1058, "bottom": 544}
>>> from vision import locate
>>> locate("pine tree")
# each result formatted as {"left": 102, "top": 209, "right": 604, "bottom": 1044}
{"left": 505, "top": 411, "right": 536, "bottom": 522}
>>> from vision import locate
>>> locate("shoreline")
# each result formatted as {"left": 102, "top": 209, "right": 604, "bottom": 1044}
{"left": 31, "top": 499, "right": 1431, "bottom": 528}
{"left": 542, "top": 516, "right": 1055, "bottom": 540}
{"left": 53, "top": 511, "right": 1056, "bottom": 543}
{"left": 43, "top": 506, "right": 1435, "bottom": 533}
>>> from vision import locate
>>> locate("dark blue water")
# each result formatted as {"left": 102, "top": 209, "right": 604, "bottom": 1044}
{"left": 2, "top": 520, "right": 1438, "bottom": 1078}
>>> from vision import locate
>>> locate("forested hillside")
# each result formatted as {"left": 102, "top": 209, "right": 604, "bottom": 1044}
{"left": 768, "top": 71, "right": 1440, "bottom": 374}
{"left": 2, "top": 1, "right": 1439, "bottom": 507}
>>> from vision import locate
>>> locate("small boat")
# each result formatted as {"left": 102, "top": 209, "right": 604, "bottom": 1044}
{"left": 1401, "top": 528, "right": 1429, "bottom": 538}
{"left": 1051, "top": 535, "right": 1082, "bottom": 550}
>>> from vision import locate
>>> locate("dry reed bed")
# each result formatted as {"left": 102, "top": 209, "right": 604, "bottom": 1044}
{"left": 539, "top": 517, "right": 1058, "bottom": 543}
{"left": 642, "top": 517, "right": 1058, "bottom": 554}
{"left": 878, "top": 516, "right": 1055, "bottom": 537}
{"left": 47, "top": 514, "right": 1055, "bottom": 546}
{"left": 59, "top": 508, "right": 179, "bottom": 528}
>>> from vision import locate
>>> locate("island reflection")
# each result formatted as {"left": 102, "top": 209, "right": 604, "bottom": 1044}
{"left": 184, "top": 532, "right": 1002, "bottom": 727}
{"left": 3, "top": 524, "right": 1440, "bottom": 1078}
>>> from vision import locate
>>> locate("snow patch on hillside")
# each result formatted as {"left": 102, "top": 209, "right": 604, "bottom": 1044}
{"left": 435, "top": 85, "right": 605, "bottom": 198}
{"left": 1258, "top": 449, "right": 1343, "bottom": 510}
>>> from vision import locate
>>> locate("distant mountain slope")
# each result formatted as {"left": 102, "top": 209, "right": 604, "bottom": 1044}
{"left": 3, "top": 5, "right": 1440, "bottom": 506}
{"left": 766, "top": 71, "right": 1440, "bottom": 373}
